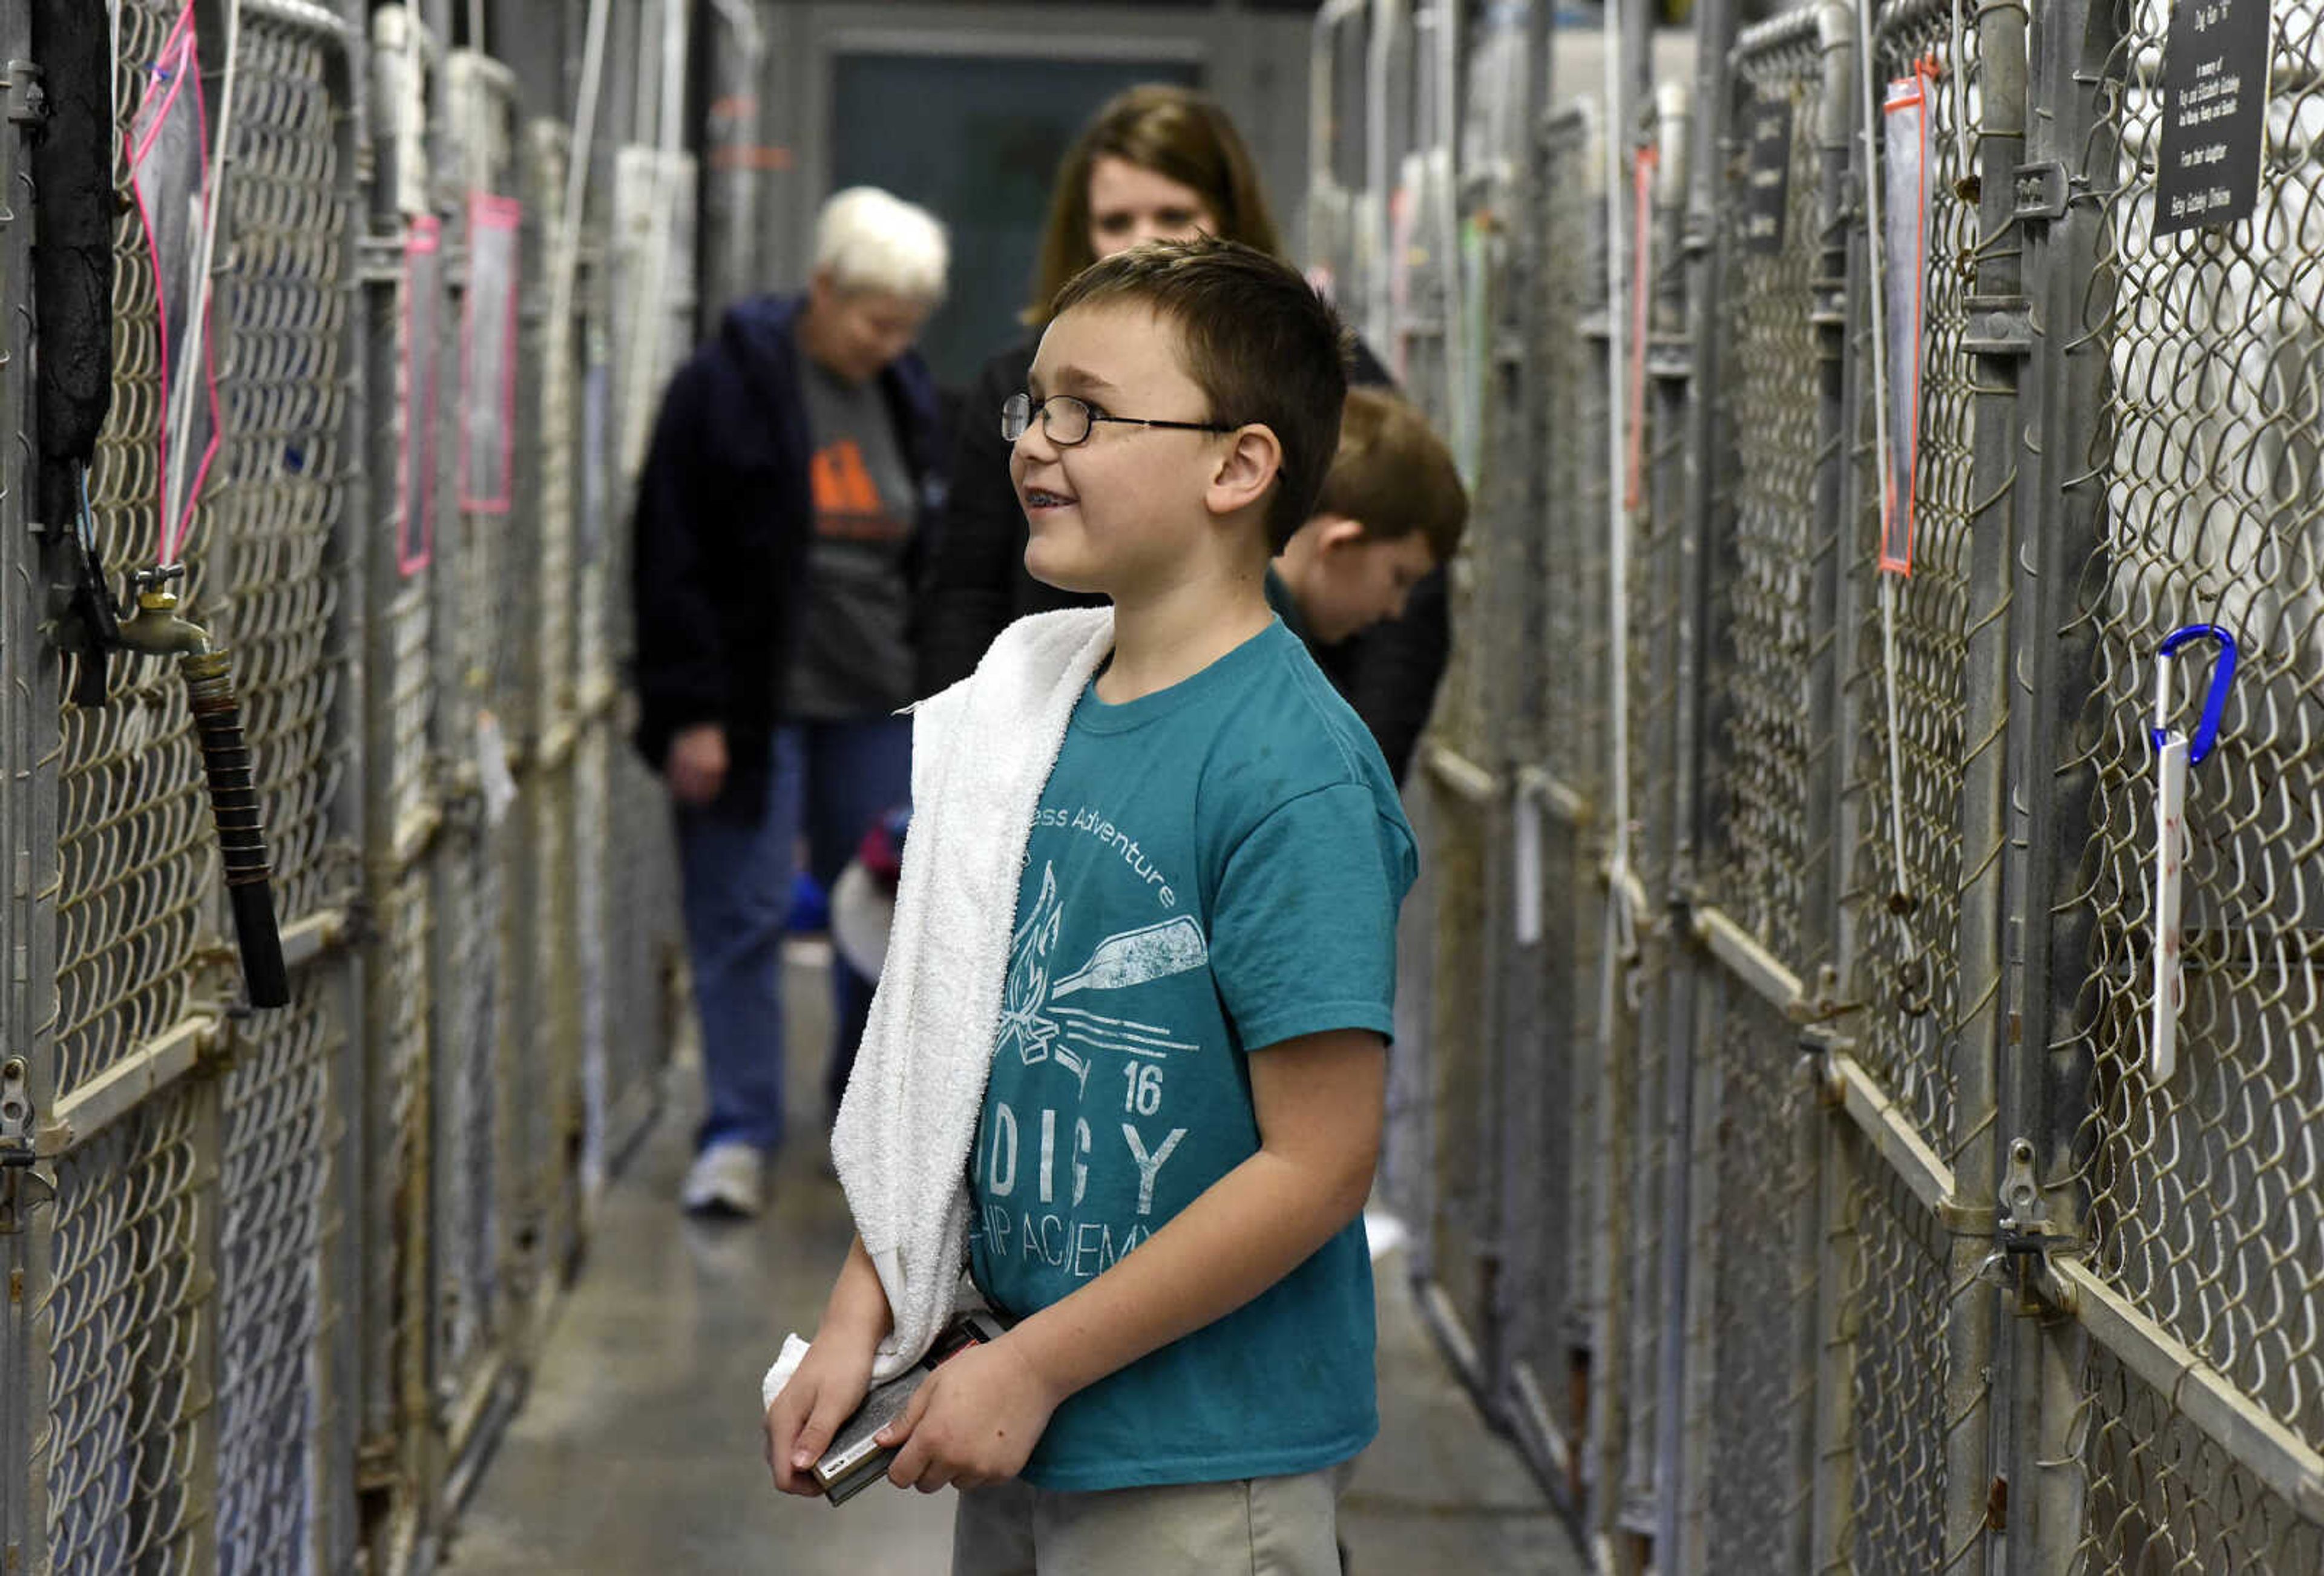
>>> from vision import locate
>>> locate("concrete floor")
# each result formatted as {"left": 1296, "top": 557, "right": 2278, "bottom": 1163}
{"left": 441, "top": 950, "right": 1581, "bottom": 1575}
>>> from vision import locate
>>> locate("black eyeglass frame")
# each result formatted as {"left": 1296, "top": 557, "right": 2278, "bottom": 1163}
{"left": 1001, "top": 392, "right": 1236, "bottom": 446}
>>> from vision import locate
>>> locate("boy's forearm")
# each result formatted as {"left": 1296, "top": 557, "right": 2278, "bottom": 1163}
{"left": 818, "top": 1236, "right": 894, "bottom": 1350}
{"left": 1002, "top": 1146, "right": 1371, "bottom": 1405}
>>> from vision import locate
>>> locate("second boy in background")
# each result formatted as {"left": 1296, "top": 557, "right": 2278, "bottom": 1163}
{"left": 1271, "top": 386, "right": 1466, "bottom": 653}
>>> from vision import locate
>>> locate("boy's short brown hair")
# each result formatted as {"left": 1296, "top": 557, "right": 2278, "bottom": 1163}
{"left": 1047, "top": 237, "right": 1349, "bottom": 552}
{"left": 1310, "top": 388, "right": 1468, "bottom": 563}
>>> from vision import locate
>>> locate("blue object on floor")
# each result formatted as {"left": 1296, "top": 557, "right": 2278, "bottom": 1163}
{"left": 786, "top": 870, "right": 829, "bottom": 934}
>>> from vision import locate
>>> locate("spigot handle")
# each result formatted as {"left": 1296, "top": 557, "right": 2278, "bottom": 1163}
{"left": 182, "top": 650, "right": 289, "bottom": 1008}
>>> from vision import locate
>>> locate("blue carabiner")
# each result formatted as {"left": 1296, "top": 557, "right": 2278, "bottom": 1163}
{"left": 2150, "top": 624, "right": 2237, "bottom": 767}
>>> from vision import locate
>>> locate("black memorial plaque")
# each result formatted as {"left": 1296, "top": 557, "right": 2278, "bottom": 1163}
{"left": 1741, "top": 88, "right": 1793, "bottom": 254}
{"left": 2154, "top": 0, "right": 2270, "bottom": 237}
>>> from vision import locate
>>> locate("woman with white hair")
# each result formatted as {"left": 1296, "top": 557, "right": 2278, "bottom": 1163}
{"left": 631, "top": 186, "right": 950, "bottom": 1218}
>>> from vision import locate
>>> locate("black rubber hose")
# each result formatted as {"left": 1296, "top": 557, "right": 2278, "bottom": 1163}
{"left": 182, "top": 650, "right": 289, "bottom": 1008}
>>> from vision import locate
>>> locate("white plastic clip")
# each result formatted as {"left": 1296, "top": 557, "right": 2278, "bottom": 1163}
{"left": 2148, "top": 625, "right": 2236, "bottom": 1085}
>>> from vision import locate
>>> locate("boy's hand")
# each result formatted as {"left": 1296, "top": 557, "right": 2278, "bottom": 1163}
{"left": 878, "top": 1336, "right": 1062, "bottom": 1493}
{"left": 764, "top": 1331, "right": 879, "bottom": 1497}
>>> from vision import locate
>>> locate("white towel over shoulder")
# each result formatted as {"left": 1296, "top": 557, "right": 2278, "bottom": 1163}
{"left": 767, "top": 608, "right": 1114, "bottom": 1406}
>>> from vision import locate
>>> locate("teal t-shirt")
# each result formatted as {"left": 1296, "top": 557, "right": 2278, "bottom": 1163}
{"left": 967, "top": 617, "right": 1417, "bottom": 1492}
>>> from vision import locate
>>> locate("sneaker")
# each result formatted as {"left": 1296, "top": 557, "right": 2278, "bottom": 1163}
{"left": 681, "top": 1141, "right": 765, "bottom": 1218}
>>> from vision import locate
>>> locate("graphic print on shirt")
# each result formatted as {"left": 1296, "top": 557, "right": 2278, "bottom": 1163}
{"left": 998, "top": 860, "right": 1204, "bottom": 1093}
{"left": 809, "top": 436, "right": 908, "bottom": 542}
{"left": 981, "top": 849, "right": 1208, "bottom": 1284}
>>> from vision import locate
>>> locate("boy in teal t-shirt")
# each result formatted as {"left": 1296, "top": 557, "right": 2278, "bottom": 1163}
{"left": 767, "top": 238, "right": 1413, "bottom": 1571}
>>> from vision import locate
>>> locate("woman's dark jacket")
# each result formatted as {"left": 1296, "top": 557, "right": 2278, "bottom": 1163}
{"left": 915, "top": 335, "right": 1450, "bottom": 781}
{"left": 629, "top": 294, "right": 945, "bottom": 818}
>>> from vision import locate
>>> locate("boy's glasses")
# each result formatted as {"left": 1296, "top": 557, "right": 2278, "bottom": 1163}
{"left": 1002, "top": 392, "right": 1235, "bottom": 447}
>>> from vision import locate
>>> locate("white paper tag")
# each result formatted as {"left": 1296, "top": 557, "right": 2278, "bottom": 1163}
{"left": 1514, "top": 787, "right": 1543, "bottom": 947}
{"left": 1879, "top": 68, "right": 1932, "bottom": 574}
{"left": 2152, "top": 735, "right": 2188, "bottom": 1084}
{"left": 477, "top": 709, "right": 519, "bottom": 827}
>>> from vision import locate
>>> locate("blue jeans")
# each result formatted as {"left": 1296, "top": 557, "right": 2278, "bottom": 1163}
{"left": 676, "top": 718, "right": 911, "bottom": 1154}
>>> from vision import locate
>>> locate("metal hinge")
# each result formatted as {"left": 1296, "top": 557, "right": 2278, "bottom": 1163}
{"left": 1963, "top": 295, "right": 2035, "bottom": 358}
{"left": 1977, "top": 1137, "right": 2074, "bottom": 1307}
{"left": 2011, "top": 160, "right": 2069, "bottom": 225}
{"left": 0, "top": 1058, "right": 32, "bottom": 1166}
{"left": 4, "top": 59, "right": 44, "bottom": 126}
{"left": 1645, "top": 337, "right": 1694, "bottom": 383}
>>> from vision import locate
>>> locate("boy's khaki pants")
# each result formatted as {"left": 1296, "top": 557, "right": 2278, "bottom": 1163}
{"left": 951, "top": 1467, "right": 1342, "bottom": 1576}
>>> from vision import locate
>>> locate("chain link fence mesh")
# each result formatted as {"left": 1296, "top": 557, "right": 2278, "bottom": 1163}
{"left": 1480, "top": 103, "right": 1590, "bottom": 1469}
{"left": 358, "top": 11, "right": 442, "bottom": 1522}
{"left": 13, "top": 6, "right": 689, "bottom": 1569}
{"left": 1420, "top": 779, "right": 1492, "bottom": 1361}
{"left": 527, "top": 123, "right": 577, "bottom": 734}
{"left": 1842, "top": 4, "right": 1984, "bottom": 1155}
{"left": 215, "top": 982, "right": 334, "bottom": 1574}
{"left": 426, "top": 55, "right": 520, "bottom": 1437}
{"left": 1705, "top": 22, "right": 1840, "bottom": 976}
{"left": 1529, "top": 110, "right": 1609, "bottom": 1477}
{"left": 519, "top": 119, "right": 580, "bottom": 1281}
{"left": 1608, "top": 100, "right": 1700, "bottom": 1538}
{"left": 1696, "top": 983, "right": 1818, "bottom": 1572}
{"left": 1386, "top": 2, "right": 2324, "bottom": 1571}
{"left": 378, "top": 865, "right": 433, "bottom": 1445}
{"left": 40, "top": 1098, "right": 209, "bottom": 1572}
{"left": 2076, "top": 1341, "right": 2324, "bottom": 1572}
{"left": 1537, "top": 105, "right": 1608, "bottom": 808}
{"left": 1383, "top": 774, "right": 1437, "bottom": 1246}
{"left": 35, "top": 1, "right": 2324, "bottom": 1569}
{"left": 2053, "top": 0, "right": 2324, "bottom": 1546}
{"left": 574, "top": 726, "right": 613, "bottom": 1198}
{"left": 51, "top": 0, "right": 209, "bottom": 1103}
{"left": 203, "top": 12, "right": 355, "bottom": 1571}
{"left": 432, "top": 828, "right": 502, "bottom": 1408}
{"left": 602, "top": 748, "right": 679, "bottom": 1148}
{"left": 1831, "top": 1129, "right": 1952, "bottom": 1574}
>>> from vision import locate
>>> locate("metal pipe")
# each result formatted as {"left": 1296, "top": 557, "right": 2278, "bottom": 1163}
{"left": 620, "top": 0, "right": 691, "bottom": 497}
{"left": 1431, "top": 0, "right": 1465, "bottom": 472}
{"left": 1691, "top": 902, "right": 1806, "bottom": 1017}
{"left": 1603, "top": 4, "right": 1633, "bottom": 911}
{"left": 1824, "top": 1048, "right": 1957, "bottom": 1216}
{"left": 1645, "top": 65, "right": 1706, "bottom": 1571}
{"left": 1807, "top": 19, "right": 1865, "bottom": 1569}
{"left": 312, "top": 14, "right": 372, "bottom": 1561}
{"left": 276, "top": 907, "right": 353, "bottom": 973}
{"left": 1804, "top": 0, "right": 1858, "bottom": 977}
{"left": 1423, "top": 741, "right": 1500, "bottom": 805}
{"left": 546, "top": 0, "right": 608, "bottom": 368}
{"left": 44, "top": 1013, "right": 225, "bottom": 1156}
{"left": 1364, "top": 0, "right": 1397, "bottom": 358}
{"left": 1310, "top": 0, "right": 1368, "bottom": 238}
{"left": 1592, "top": 52, "right": 1641, "bottom": 1550}
{"left": 1515, "top": 764, "right": 1594, "bottom": 829}
{"left": 1788, "top": 1050, "right": 1825, "bottom": 1576}
{"left": 2006, "top": 0, "right": 2116, "bottom": 1567}
{"left": 1937, "top": 0, "right": 2032, "bottom": 1560}
{"left": 0, "top": 16, "right": 55, "bottom": 1559}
